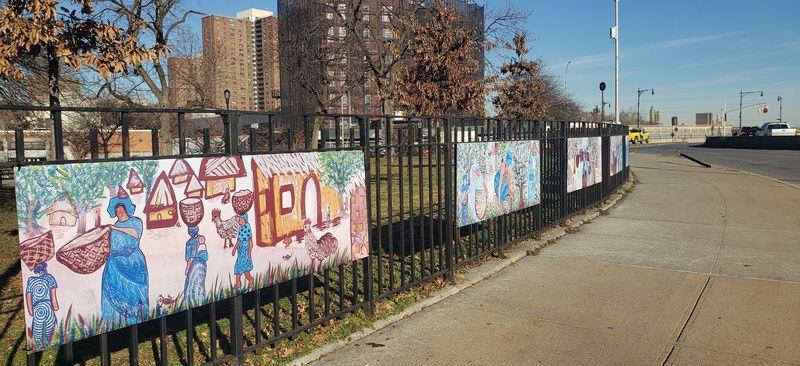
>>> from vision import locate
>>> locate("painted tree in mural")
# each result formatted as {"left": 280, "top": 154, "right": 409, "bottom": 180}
{"left": 130, "top": 160, "right": 159, "bottom": 196}
{"left": 319, "top": 151, "right": 362, "bottom": 217}
{"left": 508, "top": 143, "right": 530, "bottom": 209}
{"left": 55, "top": 163, "right": 128, "bottom": 234}
{"left": 15, "top": 166, "right": 58, "bottom": 235}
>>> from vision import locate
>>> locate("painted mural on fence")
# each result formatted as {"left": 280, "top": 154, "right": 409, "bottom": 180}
{"left": 456, "top": 141, "right": 541, "bottom": 227}
{"left": 15, "top": 151, "right": 368, "bottom": 352}
{"left": 610, "top": 135, "right": 625, "bottom": 175}
{"left": 567, "top": 137, "right": 602, "bottom": 193}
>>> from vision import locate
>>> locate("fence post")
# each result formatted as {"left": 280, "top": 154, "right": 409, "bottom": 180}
{"left": 178, "top": 112, "right": 186, "bottom": 155}
{"left": 90, "top": 128, "right": 99, "bottom": 159}
{"left": 52, "top": 109, "right": 64, "bottom": 160}
{"left": 361, "top": 116, "right": 375, "bottom": 316}
{"left": 121, "top": 112, "right": 130, "bottom": 158}
{"left": 151, "top": 127, "right": 160, "bottom": 156}
{"left": 202, "top": 128, "right": 211, "bottom": 154}
{"left": 444, "top": 117, "right": 454, "bottom": 281}
{"left": 14, "top": 128, "right": 24, "bottom": 162}
{"left": 230, "top": 295, "right": 244, "bottom": 365}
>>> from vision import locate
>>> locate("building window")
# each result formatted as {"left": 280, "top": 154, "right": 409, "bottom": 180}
{"left": 339, "top": 26, "right": 347, "bottom": 38}
{"left": 364, "top": 94, "right": 371, "bottom": 105}
{"left": 362, "top": 5, "right": 369, "bottom": 21}
{"left": 362, "top": 28, "right": 370, "bottom": 38}
{"left": 325, "top": 12, "right": 333, "bottom": 20}
{"left": 382, "top": 28, "right": 392, "bottom": 39}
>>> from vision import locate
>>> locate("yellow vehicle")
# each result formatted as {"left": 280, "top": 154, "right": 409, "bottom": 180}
{"left": 628, "top": 128, "right": 650, "bottom": 144}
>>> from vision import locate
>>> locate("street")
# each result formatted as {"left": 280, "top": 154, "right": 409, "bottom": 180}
{"left": 631, "top": 143, "right": 800, "bottom": 186}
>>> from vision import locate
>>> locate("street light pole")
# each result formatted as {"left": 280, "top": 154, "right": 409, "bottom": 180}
{"left": 636, "top": 88, "right": 654, "bottom": 129}
{"left": 565, "top": 60, "right": 572, "bottom": 91}
{"left": 612, "top": 0, "right": 620, "bottom": 124}
{"left": 738, "top": 90, "right": 763, "bottom": 129}
{"left": 777, "top": 96, "right": 783, "bottom": 122}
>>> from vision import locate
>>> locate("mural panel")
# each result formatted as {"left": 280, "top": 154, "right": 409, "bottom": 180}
{"left": 567, "top": 137, "right": 602, "bottom": 193}
{"left": 610, "top": 135, "right": 625, "bottom": 176}
{"left": 14, "top": 151, "right": 367, "bottom": 352}
{"left": 456, "top": 141, "right": 541, "bottom": 227}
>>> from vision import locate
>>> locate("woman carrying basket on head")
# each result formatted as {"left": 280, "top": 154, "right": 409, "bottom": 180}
{"left": 102, "top": 187, "right": 149, "bottom": 326}
{"left": 26, "top": 262, "right": 59, "bottom": 349}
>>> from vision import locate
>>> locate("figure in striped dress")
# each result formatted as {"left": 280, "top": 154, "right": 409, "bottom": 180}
{"left": 25, "top": 262, "right": 59, "bottom": 350}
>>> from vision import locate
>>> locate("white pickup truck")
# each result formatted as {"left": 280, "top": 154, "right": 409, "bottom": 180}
{"left": 754, "top": 122, "right": 796, "bottom": 136}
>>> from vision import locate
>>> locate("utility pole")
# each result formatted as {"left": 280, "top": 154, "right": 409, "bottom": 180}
{"left": 777, "top": 96, "right": 783, "bottom": 122}
{"left": 612, "top": 0, "right": 620, "bottom": 124}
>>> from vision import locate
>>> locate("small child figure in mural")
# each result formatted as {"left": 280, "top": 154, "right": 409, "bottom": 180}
{"left": 184, "top": 227, "right": 208, "bottom": 308}
{"left": 103, "top": 187, "right": 149, "bottom": 326}
{"left": 231, "top": 213, "right": 254, "bottom": 290}
{"left": 26, "top": 262, "right": 58, "bottom": 349}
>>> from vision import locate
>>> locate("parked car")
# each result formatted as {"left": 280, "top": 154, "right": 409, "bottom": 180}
{"left": 628, "top": 128, "right": 649, "bottom": 144}
{"left": 754, "top": 122, "right": 796, "bottom": 137}
{"left": 737, "top": 126, "right": 760, "bottom": 136}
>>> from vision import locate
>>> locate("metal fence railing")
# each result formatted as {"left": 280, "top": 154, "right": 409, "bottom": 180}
{"left": 0, "top": 105, "right": 629, "bottom": 365}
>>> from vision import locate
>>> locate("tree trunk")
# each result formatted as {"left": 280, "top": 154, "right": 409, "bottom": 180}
{"left": 25, "top": 203, "right": 36, "bottom": 235}
{"left": 77, "top": 212, "right": 87, "bottom": 234}
{"left": 47, "top": 45, "right": 60, "bottom": 161}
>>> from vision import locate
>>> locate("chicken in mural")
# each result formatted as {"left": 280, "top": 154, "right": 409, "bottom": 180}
{"left": 14, "top": 150, "right": 368, "bottom": 352}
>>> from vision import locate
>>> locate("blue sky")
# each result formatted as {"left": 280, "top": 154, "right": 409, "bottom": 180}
{"left": 187, "top": 0, "right": 799, "bottom": 125}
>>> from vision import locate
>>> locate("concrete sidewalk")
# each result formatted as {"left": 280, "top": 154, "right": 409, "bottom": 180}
{"left": 310, "top": 152, "right": 800, "bottom": 366}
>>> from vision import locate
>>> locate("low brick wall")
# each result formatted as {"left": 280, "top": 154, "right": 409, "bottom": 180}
{"left": 703, "top": 136, "right": 800, "bottom": 150}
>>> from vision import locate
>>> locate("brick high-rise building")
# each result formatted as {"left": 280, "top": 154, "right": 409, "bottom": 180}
{"left": 278, "top": 0, "right": 485, "bottom": 118}
{"left": 196, "top": 9, "right": 281, "bottom": 111}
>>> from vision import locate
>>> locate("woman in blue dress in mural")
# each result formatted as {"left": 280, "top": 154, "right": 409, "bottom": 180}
{"left": 26, "top": 262, "right": 58, "bottom": 349}
{"left": 102, "top": 187, "right": 149, "bottom": 325}
{"left": 231, "top": 213, "right": 254, "bottom": 290}
{"left": 459, "top": 172, "right": 470, "bottom": 225}
{"left": 184, "top": 226, "right": 208, "bottom": 307}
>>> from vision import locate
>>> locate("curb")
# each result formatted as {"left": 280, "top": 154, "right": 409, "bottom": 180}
{"left": 726, "top": 167, "right": 800, "bottom": 190}
{"left": 291, "top": 176, "right": 637, "bottom": 366}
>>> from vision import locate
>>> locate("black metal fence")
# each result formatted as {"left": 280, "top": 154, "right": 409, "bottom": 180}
{"left": 0, "top": 106, "right": 628, "bottom": 365}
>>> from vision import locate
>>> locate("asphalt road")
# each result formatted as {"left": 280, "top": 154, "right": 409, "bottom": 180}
{"left": 631, "top": 143, "right": 800, "bottom": 186}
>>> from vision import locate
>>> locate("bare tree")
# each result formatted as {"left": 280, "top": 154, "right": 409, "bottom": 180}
{"left": 280, "top": 1, "right": 367, "bottom": 147}
{"left": 492, "top": 33, "right": 582, "bottom": 121}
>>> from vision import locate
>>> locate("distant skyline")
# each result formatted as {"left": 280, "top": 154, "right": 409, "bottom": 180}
{"left": 185, "top": 0, "right": 799, "bottom": 125}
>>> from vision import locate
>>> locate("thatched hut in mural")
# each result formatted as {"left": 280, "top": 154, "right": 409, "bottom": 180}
{"left": 143, "top": 172, "right": 178, "bottom": 229}
{"left": 48, "top": 200, "right": 78, "bottom": 227}
{"left": 126, "top": 168, "right": 144, "bottom": 194}
{"left": 184, "top": 173, "right": 204, "bottom": 199}
{"left": 198, "top": 156, "right": 246, "bottom": 199}
{"left": 250, "top": 154, "right": 341, "bottom": 247}
{"left": 169, "top": 159, "right": 194, "bottom": 184}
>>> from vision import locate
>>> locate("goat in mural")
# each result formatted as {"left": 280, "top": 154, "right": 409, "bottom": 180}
{"left": 211, "top": 208, "right": 240, "bottom": 249}
{"left": 102, "top": 187, "right": 149, "bottom": 326}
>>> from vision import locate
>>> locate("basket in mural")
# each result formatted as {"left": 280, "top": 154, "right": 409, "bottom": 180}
{"left": 20, "top": 231, "right": 55, "bottom": 271}
{"left": 56, "top": 225, "right": 111, "bottom": 274}
{"left": 231, "top": 189, "right": 253, "bottom": 215}
{"left": 179, "top": 198, "right": 205, "bottom": 226}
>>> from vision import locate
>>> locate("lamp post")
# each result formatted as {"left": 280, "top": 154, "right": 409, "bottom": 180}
{"left": 637, "top": 88, "right": 654, "bottom": 129}
{"left": 777, "top": 96, "right": 783, "bottom": 122}
{"left": 565, "top": 60, "right": 572, "bottom": 91}
{"left": 612, "top": 0, "right": 620, "bottom": 123}
{"left": 738, "top": 90, "right": 762, "bottom": 129}
{"left": 224, "top": 89, "right": 231, "bottom": 110}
